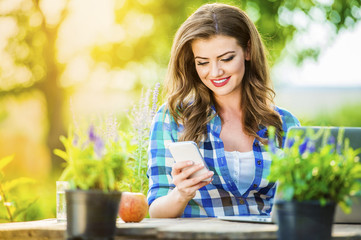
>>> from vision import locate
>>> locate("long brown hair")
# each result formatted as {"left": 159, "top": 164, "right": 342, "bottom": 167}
{"left": 165, "top": 3, "right": 283, "bottom": 145}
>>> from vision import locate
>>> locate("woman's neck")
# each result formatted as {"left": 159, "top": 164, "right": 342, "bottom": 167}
{"left": 214, "top": 92, "right": 242, "bottom": 115}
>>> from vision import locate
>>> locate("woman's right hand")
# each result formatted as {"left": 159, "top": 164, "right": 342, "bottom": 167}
{"left": 148, "top": 161, "right": 214, "bottom": 218}
{"left": 171, "top": 161, "right": 214, "bottom": 201}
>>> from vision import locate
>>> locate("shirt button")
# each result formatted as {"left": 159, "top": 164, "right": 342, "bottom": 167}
{"left": 257, "top": 160, "right": 262, "bottom": 165}
{"left": 253, "top": 184, "right": 258, "bottom": 188}
{"left": 239, "top": 198, "right": 245, "bottom": 204}
{"left": 255, "top": 142, "right": 259, "bottom": 147}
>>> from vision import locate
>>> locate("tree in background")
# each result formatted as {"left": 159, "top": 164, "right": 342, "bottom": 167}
{"left": 0, "top": 0, "right": 70, "bottom": 175}
{"left": 93, "top": 0, "right": 361, "bottom": 70}
{"left": 0, "top": 0, "right": 360, "bottom": 176}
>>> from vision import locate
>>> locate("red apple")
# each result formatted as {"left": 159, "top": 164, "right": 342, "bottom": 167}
{"left": 118, "top": 192, "right": 148, "bottom": 222}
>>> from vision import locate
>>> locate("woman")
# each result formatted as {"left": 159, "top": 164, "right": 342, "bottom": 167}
{"left": 147, "top": 3, "right": 300, "bottom": 218}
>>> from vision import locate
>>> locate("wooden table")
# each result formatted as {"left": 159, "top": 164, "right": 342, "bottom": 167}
{"left": 0, "top": 218, "right": 360, "bottom": 240}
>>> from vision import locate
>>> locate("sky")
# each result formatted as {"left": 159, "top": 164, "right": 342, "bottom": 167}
{"left": 273, "top": 22, "right": 361, "bottom": 87}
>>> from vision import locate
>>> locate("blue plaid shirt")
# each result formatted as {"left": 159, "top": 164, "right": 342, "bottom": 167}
{"left": 147, "top": 104, "right": 300, "bottom": 217}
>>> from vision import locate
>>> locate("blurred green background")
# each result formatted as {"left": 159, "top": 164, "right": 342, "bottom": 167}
{"left": 0, "top": 0, "right": 360, "bottom": 222}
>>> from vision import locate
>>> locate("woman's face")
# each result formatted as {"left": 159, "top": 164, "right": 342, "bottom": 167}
{"left": 191, "top": 35, "right": 250, "bottom": 99}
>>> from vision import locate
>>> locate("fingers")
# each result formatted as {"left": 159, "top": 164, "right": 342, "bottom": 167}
{"left": 174, "top": 172, "right": 214, "bottom": 199}
{"left": 171, "top": 159, "right": 214, "bottom": 202}
{"left": 186, "top": 168, "right": 214, "bottom": 185}
{"left": 175, "top": 171, "right": 214, "bottom": 202}
{"left": 172, "top": 161, "right": 208, "bottom": 183}
{"left": 172, "top": 161, "right": 194, "bottom": 175}
{"left": 179, "top": 163, "right": 205, "bottom": 180}
{"left": 173, "top": 163, "right": 214, "bottom": 188}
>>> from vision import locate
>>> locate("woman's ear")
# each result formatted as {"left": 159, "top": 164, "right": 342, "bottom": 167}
{"left": 245, "top": 40, "right": 251, "bottom": 61}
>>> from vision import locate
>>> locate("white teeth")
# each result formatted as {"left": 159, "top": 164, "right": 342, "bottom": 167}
{"left": 213, "top": 77, "right": 228, "bottom": 83}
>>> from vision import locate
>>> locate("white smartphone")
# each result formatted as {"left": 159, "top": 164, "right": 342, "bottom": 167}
{"left": 168, "top": 141, "right": 211, "bottom": 182}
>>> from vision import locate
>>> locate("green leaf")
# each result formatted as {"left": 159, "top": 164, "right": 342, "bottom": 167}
{"left": 12, "top": 198, "right": 38, "bottom": 220}
{"left": 282, "top": 185, "right": 295, "bottom": 200}
{"left": 53, "top": 149, "right": 68, "bottom": 162}
{"left": 2, "top": 177, "right": 36, "bottom": 192}
{"left": 0, "top": 155, "right": 14, "bottom": 171}
{"left": 58, "top": 166, "right": 72, "bottom": 182}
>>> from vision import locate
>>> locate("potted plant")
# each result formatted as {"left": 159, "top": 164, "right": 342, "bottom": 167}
{"left": 267, "top": 127, "right": 361, "bottom": 240}
{"left": 54, "top": 117, "right": 130, "bottom": 240}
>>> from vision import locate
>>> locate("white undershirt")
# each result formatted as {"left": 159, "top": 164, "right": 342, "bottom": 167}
{"left": 224, "top": 151, "right": 256, "bottom": 193}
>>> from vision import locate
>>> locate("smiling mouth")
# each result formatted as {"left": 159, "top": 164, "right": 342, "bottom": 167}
{"left": 210, "top": 76, "right": 230, "bottom": 87}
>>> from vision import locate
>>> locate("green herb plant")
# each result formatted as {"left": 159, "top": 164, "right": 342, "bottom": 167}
{"left": 54, "top": 116, "right": 130, "bottom": 192}
{"left": 0, "top": 155, "right": 37, "bottom": 222}
{"left": 123, "top": 83, "right": 160, "bottom": 195}
{"left": 267, "top": 127, "right": 361, "bottom": 213}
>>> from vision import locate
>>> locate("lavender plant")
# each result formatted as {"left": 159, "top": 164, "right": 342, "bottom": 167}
{"left": 267, "top": 127, "right": 361, "bottom": 213}
{"left": 125, "top": 83, "right": 160, "bottom": 195}
{"left": 54, "top": 115, "right": 130, "bottom": 192}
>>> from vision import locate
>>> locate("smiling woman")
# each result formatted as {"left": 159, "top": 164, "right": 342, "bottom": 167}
{"left": 192, "top": 36, "right": 249, "bottom": 101}
{"left": 146, "top": 3, "right": 300, "bottom": 219}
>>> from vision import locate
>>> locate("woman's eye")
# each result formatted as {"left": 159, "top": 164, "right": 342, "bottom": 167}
{"left": 221, "top": 56, "right": 235, "bottom": 62}
{"left": 197, "top": 61, "right": 209, "bottom": 66}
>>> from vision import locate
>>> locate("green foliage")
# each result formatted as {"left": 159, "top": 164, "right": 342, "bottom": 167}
{"left": 303, "top": 103, "right": 361, "bottom": 127}
{"left": 54, "top": 117, "right": 131, "bottom": 192}
{"left": 267, "top": 127, "right": 361, "bottom": 213}
{"left": 0, "top": 107, "right": 8, "bottom": 123}
{"left": 120, "top": 83, "right": 160, "bottom": 195}
{"left": 55, "top": 83, "right": 161, "bottom": 195}
{"left": 0, "top": 155, "right": 38, "bottom": 222}
{"left": 93, "top": 0, "right": 361, "bottom": 71}
{"left": 2, "top": 0, "right": 359, "bottom": 91}
{"left": 1, "top": 0, "right": 360, "bottom": 223}
{"left": 120, "top": 83, "right": 161, "bottom": 196}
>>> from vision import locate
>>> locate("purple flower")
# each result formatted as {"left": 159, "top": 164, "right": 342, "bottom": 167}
{"left": 88, "top": 125, "right": 97, "bottom": 142}
{"left": 94, "top": 137, "right": 105, "bottom": 158}
{"left": 88, "top": 125, "right": 105, "bottom": 158}
{"left": 286, "top": 138, "right": 295, "bottom": 148}
{"left": 298, "top": 138, "right": 316, "bottom": 155}
{"left": 268, "top": 138, "right": 278, "bottom": 154}
{"left": 105, "top": 115, "right": 119, "bottom": 142}
{"left": 72, "top": 134, "right": 79, "bottom": 146}
{"left": 308, "top": 142, "right": 316, "bottom": 153}
{"left": 327, "top": 136, "right": 336, "bottom": 145}
{"left": 299, "top": 140, "right": 308, "bottom": 155}
{"left": 151, "top": 83, "right": 160, "bottom": 119}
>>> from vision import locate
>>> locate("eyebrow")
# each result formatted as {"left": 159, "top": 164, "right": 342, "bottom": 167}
{"left": 194, "top": 51, "right": 236, "bottom": 60}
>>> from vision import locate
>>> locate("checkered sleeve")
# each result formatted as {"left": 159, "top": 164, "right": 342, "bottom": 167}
{"left": 146, "top": 104, "right": 179, "bottom": 206}
{"left": 276, "top": 106, "right": 301, "bottom": 148}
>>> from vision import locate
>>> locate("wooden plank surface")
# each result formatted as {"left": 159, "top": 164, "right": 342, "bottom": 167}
{"left": 0, "top": 219, "right": 65, "bottom": 240}
{"left": 0, "top": 218, "right": 360, "bottom": 240}
{"left": 154, "top": 218, "right": 277, "bottom": 240}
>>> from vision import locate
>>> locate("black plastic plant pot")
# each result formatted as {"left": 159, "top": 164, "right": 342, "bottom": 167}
{"left": 66, "top": 190, "right": 121, "bottom": 240}
{"left": 275, "top": 200, "right": 336, "bottom": 240}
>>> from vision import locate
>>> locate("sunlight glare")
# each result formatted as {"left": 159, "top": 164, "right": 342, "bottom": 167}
{"left": 109, "top": 69, "right": 136, "bottom": 91}
{"left": 61, "top": 56, "right": 91, "bottom": 87}
{"left": 57, "top": 0, "right": 115, "bottom": 62}
{"left": 0, "top": 17, "right": 18, "bottom": 49}
{"left": 29, "top": 11, "right": 43, "bottom": 27}
{"left": 294, "top": 22, "right": 334, "bottom": 48}
{"left": 123, "top": 10, "right": 154, "bottom": 40}
{"left": 0, "top": 0, "right": 23, "bottom": 14}
{"left": 314, "top": 0, "right": 334, "bottom": 6}
{"left": 39, "top": 0, "right": 67, "bottom": 26}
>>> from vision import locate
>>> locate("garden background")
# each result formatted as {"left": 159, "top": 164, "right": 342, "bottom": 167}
{"left": 0, "top": 0, "right": 361, "bottom": 222}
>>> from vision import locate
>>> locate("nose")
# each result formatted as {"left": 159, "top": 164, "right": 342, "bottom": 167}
{"left": 210, "top": 62, "right": 224, "bottom": 78}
